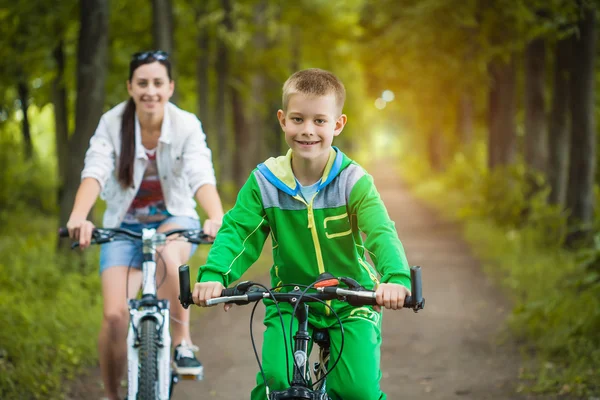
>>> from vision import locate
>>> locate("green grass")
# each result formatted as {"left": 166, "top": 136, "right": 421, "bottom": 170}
{"left": 0, "top": 213, "right": 102, "bottom": 399}
{"left": 400, "top": 149, "right": 600, "bottom": 397}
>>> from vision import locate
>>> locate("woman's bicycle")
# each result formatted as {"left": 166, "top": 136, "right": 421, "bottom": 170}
{"left": 178, "top": 265, "right": 425, "bottom": 400}
{"left": 59, "top": 226, "right": 212, "bottom": 400}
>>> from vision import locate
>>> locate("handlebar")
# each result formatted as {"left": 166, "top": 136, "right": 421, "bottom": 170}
{"left": 178, "top": 265, "right": 425, "bottom": 312}
{"left": 58, "top": 226, "right": 213, "bottom": 249}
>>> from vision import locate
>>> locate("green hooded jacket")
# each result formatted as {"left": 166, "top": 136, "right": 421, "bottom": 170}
{"left": 197, "top": 147, "right": 411, "bottom": 304}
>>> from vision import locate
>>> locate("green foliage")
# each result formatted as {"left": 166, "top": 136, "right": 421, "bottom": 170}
{"left": 0, "top": 111, "right": 57, "bottom": 224}
{"left": 0, "top": 213, "right": 102, "bottom": 399}
{"left": 464, "top": 222, "right": 600, "bottom": 396}
{"left": 0, "top": 104, "right": 101, "bottom": 398}
{"left": 402, "top": 143, "right": 600, "bottom": 396}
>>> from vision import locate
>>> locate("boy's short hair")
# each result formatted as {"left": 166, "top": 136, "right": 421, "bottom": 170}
{"left": 282, "top": 68, "right": 346, "bottom": 115}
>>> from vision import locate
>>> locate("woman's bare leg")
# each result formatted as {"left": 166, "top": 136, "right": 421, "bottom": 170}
{"left": 99, "top": 266, "right": 142, "bottom": 400}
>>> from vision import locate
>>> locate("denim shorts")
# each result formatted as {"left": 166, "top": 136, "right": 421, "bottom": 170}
{"left": 99, "top": 216, "right": 201, "bottom": 275}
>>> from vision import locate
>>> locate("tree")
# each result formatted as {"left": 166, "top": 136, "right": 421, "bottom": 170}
{"left": 59, "top": 0, "right": 109, "bottom": 226}
{"left": 194, "top": 1, "right": 212, "bottom": 129}
{"left": 487, "top": 55, "right": 517, "bottom": 168}
{"left": 524, "top": 37, "right": 548, "bottom": 175}
{"left": 566, "top": 2, "right": 596, "bottom": 239}
{"left": 547, "top": 36, "right": 571, "bottom": 206}
{"left": 247, "top": 0, "right": 269, "bottom": 163}
{"left": 0, "top": 0, "right": 76, "bottom": 161}
{"left": 152, "top": 0, "right": 176, "bottom": 102}
{"left": 214, "top": 0, "right": 232, "bottom": 183}
{"left": 52, "top": 41, "right": 69, "bottom": 201}
{"left": 152, "top": 0, "right": 174, "bottom": 55}
{"left": 17, "top": 78, "right": 33, "bottom": 159}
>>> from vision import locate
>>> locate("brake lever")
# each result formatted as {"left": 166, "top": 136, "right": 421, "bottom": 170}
{"left": 183, "top": 230, "right": 214, "bottom": 244}
{"left": 71, "top": 232, "right": 112, "bottom": 249}
{"left": 339, "top": 276, "right": 365, "bottom": 290}
{"left": 235, "top": 281, "right": 255, "bottom": 292}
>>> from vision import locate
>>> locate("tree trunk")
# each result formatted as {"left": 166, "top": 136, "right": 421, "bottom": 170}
{"left": 214, "top": 0, "right": 232, "bottom": 183}
{"left": 53, "top": 41, "right": 69, "bottom": 205}
{"left": 231, "top": 85, "right": 249, "bottom": 189}
{"left": 17, "top": 80, "right": 33, "bottom": 160}
{"left": 266, "top": 3, "right": 283, "bottom": 157}
{"left": 250, "top": 1, "right": 268, "bottom": 163}
{"left": 458, "top": 91, "right": 474, "bottom": 146}
{"left": 225, "top": 0, "right": 250, "bottom": 189}
{"left": 152, "top": 0, "right": 176, "bottom": 102}
{"left": 566, "top": 5, "right": 596, "bottom": 238}
{"left": 268, "top": 77, "right": 283, "bottom": 157}
{"left": 152, "top": 0, "right": 174, "bottom": 54}
{"left": 59, "top": 0, "right": 109, "bottom": 227}
{"left": 524, "top": 37, "right": 548, "bottom": 175}
{"left": 250, "top": 73, "right": 266, "bottom": 162}
{"left": 195, "top": 5, "right": 210, "bottom": 129}
{"left": 427, "top": 126, "right": 444, "bottom": 172}
{"left": 290, "top": 24, "right": 301, "bottom": 74}
{"left": 458, "top": 26, "right": 478, "bottom": 147}
{"left": 487, "top": 55, "right": 517, "bottom": 169}
{"left": 547, "top": 37, "right": 571, "bottom": 206}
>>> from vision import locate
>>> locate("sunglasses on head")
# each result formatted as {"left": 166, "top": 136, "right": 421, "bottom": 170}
{"left": 132, "top": 50, "right": 169, "bottom": 62}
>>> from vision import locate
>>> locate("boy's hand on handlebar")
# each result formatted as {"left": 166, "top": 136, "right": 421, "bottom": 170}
{"left": 193, "top": 281, "right": 226, "bottom": 309}
{"left": 66, "top": 217, "right": 95, "bottom": 249}
{"left": 374, "top": 283, "right": 411, "bottom": 312}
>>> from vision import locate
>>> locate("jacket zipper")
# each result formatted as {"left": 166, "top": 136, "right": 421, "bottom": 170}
{"left": 296, "top": 195, "right": 326, "bottom": 276}
{"left": 296, "top": 193, "right": 330, "bottom": 315}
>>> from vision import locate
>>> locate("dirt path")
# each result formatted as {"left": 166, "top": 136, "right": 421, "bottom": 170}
{"left": 69, "top": 167, "right": 547, "bottom": 400}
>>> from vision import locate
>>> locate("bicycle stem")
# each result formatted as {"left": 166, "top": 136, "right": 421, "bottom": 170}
{"left": 291, "top": 303, "right": 310, "bottom": 387}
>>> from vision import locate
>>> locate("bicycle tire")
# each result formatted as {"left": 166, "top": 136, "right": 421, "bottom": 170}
{"left": 137, "top": 317, "right": 159, "bottom": 400}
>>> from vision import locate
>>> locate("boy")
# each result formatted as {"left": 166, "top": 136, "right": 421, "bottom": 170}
{"left": 193, "top": 68, "right": 411, "bottom": 399}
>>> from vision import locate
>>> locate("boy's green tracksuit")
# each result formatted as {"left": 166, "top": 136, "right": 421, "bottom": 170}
{"left": 198, "top": 147, "right": 410, "bottom": 400}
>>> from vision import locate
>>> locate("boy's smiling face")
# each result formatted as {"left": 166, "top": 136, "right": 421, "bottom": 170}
{"left": 278, "top": 92, "right": 347, "bottom": 164}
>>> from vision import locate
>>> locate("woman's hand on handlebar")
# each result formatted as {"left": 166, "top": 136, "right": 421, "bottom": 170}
{"left": 374, "top": 283, "right": 411, "bottom": 312}
{"left": 66, "top": 217, "right": 95, "bottom": 249}
{"left": 202, "top": 218, "right": 222, "bottom": 239}
{"left": 193, "top": 281, "right": 230, "bottom": 310}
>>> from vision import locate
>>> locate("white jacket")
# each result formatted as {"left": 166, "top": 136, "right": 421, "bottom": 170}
{"left": 81, "top": 101, "right": 217, "bottom": 227}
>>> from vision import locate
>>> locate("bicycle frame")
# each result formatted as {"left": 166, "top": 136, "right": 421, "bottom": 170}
{"left": 60, "top": 226, "right": 212, "bottom": 400}
{"left": 179, "top": 265, "right": 424, "bottom": 400}
{"left": 269, "top": 298, "right": 329, "bottom": 400}
{"left": 268, "top": 302, "right": 330, "bottom": 400}
{"left": 127, "top": 228, "right": 172, "bottom": 400}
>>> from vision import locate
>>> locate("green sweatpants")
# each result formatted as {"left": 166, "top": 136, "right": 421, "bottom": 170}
{"left": 250, "top": 302, "right": 386, "bottom": 400}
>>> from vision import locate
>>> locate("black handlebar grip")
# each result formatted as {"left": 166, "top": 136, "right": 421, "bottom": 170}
{"left": 410, "top": 266, "right": 423, "bottom": 304}
{"left": 347, "top": 295, "right": 378, "bottom": 307}
{"left": 402, "top": 266, "right": 425, "bottom": 311}
{"left": 178, "top": 264, "right": 193, "bottom": 309}
{"left": 58, "top": 227, "right": 69, "bottom": 237}
{"left": 221, "top": 287, "right": 240, "bottom": 297}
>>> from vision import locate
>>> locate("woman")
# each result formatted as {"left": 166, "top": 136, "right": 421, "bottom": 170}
{"left": 66, "top": 50, "right": 224, "bottom": 400}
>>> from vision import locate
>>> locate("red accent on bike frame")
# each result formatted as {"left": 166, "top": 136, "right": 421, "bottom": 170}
{"left": 314, "top": 278, "right": 339, "bottom": 288}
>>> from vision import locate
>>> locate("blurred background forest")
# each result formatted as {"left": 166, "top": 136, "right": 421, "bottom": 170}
{"left": 1, "top": 0, "right": 599, "bottom": 398}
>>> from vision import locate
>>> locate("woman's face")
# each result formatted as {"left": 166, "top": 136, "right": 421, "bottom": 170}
{"left": 127, "top": 61, "right": 174, "bottom": 116}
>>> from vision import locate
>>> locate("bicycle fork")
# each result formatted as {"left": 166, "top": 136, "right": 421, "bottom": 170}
{"left": 127, "top": 299, "right": 172, "bottom": 400}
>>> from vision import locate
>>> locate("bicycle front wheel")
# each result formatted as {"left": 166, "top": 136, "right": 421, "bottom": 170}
{"left": 137, "top": 317, "right": 159, "bottom": 400}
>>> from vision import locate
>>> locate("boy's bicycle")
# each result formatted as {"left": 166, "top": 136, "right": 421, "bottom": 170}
{"left": 59, "top": 226, "right": 212, "bottom": 400}
{"left": 178, "top": 265, "right": 425, "bottom": 400}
